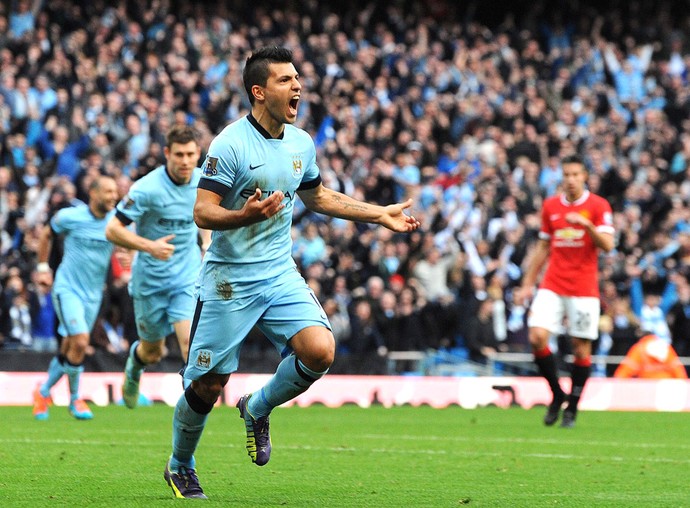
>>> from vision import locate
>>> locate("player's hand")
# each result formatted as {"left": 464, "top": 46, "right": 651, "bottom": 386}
{"left": 520, "top": 285, "right": 535, "bottom": 301}
{"left": 149, "top": 234, "right": 176, "bottom": 260}
{"left": 381, "top": 199, "right": 421, "bottom": 232}
{"left": 565, "top": 212, "right": 591, "bottom": 228}
{"left": 242, "top": 188, "right": 285, "bottom": 224}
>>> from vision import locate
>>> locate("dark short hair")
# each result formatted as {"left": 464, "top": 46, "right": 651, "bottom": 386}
{"left": 561, "top": 154, "right": 585, "bottom": 168}
{"left": 166, "top": 125, "right": 199, "bottom": 148}
{"left": 243, "top": 46, "right": 294, "bottom": 105}
{"left": 89, "top": 174, "right": 115, "bottom": 192}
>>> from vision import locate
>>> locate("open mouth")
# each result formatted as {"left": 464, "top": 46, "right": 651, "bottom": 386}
{"left": 288, "top": 97, "right": 299, "bottom": 115}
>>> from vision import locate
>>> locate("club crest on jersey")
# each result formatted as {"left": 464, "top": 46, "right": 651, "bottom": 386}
{"left": 203, "top": 157, "right": 218, "bottom": 177}
{"left": 195, "top": 350, "right": 212, "bottom": 370}
{"left": 292, "top": 155, "right": 303, "bottom": 178}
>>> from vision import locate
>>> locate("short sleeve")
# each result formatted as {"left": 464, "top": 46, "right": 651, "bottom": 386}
{"left": 50, "top": 208, "right": 72, "bottom": 235}
{"left": 594, "top": 197, "right": 614, "bottom": 234}
{"left": 115, "top": 182, "right": 148, "bottom": 224}
{"left": 199, "top": 138, "right": 239, "bottom": 195}
{"left": 298, "top": 134, "right": 321, "bottom": 189}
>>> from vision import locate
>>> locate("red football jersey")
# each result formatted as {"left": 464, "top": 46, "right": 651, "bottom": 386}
{"left": 538, "top": 190, "right": 614, "bottom": 297}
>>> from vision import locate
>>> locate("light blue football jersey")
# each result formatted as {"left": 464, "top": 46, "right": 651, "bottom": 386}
{"left": 115, "top": 165, "right": 202, "bottom": 297}
{"left": 51, "top": 204, "right": 115, "bottom": 301}
{"left": 197, "top": 114, "right": 321, "bottom": 299}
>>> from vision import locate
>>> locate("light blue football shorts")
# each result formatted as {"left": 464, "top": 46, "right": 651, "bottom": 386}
{"left": 184, "top": 268, "right": 331, "bottom": 380}
{"left": 132, "top": 286, "right": 195, "bottom": 342}
{"left": 52, "top": 289, "right": 102, "bottom": 337}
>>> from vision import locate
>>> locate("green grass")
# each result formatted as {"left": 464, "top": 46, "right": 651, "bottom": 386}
{"left": 1, "top": 403, "right": 688, "bottom": 507}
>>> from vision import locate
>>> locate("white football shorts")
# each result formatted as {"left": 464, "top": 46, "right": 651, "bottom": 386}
{"left": 527, "top": 288, "right": 600, "bottom": 340}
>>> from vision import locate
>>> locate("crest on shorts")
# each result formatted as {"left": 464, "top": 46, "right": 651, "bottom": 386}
{"left": 292, "top": 155, "right": 303, "bottom": 178}
{"left": 203, "top": 157, "right": 218, "bottom": 177}
{"left": 195, "top": 350, "right": 212, "bottom": 370}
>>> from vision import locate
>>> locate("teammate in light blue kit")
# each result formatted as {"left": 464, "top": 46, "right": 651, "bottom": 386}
{"left": 32, "top": 175, "right": 119, "bottom": 420}
{"left": 106, "top": 126, "right": 209, "bottom": 409}
{"left": 163, "top": 46, "right": 421, "bottom": 500}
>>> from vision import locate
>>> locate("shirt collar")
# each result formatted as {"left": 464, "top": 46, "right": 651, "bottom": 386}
{"left": 560, "top": 189, "right": 590, "bottom": 206}
{"left": 247, "top": 113, "right": 284, "bottom": 140}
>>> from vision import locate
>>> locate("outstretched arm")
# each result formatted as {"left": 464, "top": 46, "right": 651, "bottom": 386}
{"left": 297, "top": 184, "right": 420, "bottom": 233}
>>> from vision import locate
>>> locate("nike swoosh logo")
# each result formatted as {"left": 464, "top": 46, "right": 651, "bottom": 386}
{"left": 249, "top": 163, "right": 265, "bottom": 170}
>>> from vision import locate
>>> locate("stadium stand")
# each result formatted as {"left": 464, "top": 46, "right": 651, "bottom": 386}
{"left": 1, "top": 0, "right": 690, "bottom": 376}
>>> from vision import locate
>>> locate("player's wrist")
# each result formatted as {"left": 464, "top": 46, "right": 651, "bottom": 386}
{"left": 36, "top": 262, "right": 51, "bottom": 273}
{"left": 144, "top": 239, "right": 158, "bottom": 255}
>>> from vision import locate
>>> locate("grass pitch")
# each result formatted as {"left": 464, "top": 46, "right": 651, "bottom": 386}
{"left": 1, "top": 403, "right": 688, "bottom": 507}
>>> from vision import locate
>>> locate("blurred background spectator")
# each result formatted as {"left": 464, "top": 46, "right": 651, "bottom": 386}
{"left": 614, "top": 333, "right": 688, "bottom": 379}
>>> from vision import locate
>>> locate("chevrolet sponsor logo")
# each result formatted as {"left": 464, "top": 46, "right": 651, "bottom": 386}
{"left": 554, "top": 227, "right": 585, "bottom": 240}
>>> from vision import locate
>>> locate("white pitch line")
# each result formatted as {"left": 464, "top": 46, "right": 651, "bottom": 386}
{"left": 4, "top": 437, "right": 689, "bottom": 465}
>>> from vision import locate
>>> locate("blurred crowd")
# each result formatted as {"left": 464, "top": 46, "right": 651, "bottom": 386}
{"left": 2, "top": 0, "right": 690, "bottom": 375}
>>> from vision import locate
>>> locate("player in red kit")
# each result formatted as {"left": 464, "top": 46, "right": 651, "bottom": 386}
{"left": 521, "top": 154, "right": 614, "bottom": 428}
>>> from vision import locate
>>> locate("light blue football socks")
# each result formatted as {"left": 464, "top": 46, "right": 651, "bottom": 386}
{"left": 39, "top": 356, "right": 65, "bottom": 398}
{"left": 248, "top": 354, "right": 327, "bottom": 418}
{"left": 170, "top": 387, "right": 213, "bottom": 470}
{"left": 62, "top": 361, "right": 84, "bottom": 404}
